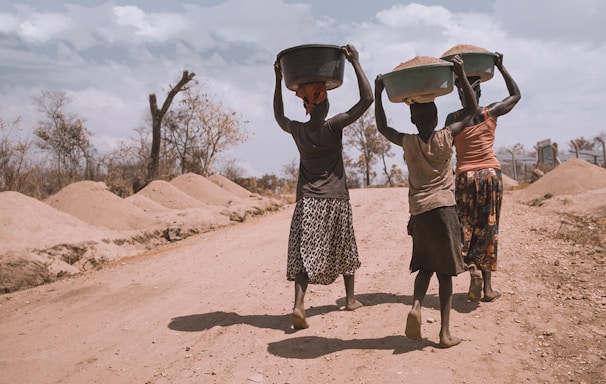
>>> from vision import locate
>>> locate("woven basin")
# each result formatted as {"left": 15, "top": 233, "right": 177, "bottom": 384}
{"left": 440, "top": 51, "right": 497, "bottom": 82}
{"left": 382, "top": 63, "right": 454, "bottom": 104}
{"left": 277, "top": 44, "right": 346, "bottom": 91}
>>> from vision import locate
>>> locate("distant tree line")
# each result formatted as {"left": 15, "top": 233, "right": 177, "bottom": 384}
{"left": 6, "top": 70, "right": 600, "bottom": 201}
{"left": 0, "top": 72, "right": 250, "bottom": 200}
{"left": 0, "top": 71, "right": 405, "bottom": 201}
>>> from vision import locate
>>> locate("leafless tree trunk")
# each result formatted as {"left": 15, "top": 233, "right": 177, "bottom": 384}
{"left": 148, "top": 70, "right": 195, "bottom": 181}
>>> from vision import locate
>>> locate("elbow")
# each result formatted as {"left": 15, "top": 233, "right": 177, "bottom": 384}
{"left": 361, "top": 88, "right": 374, "bottom": 105}
{"left": 363, "top": 94, "right": 374, "bottom": 109}
{"left": 357, "top": 95, "right": 374, "bottom": 113}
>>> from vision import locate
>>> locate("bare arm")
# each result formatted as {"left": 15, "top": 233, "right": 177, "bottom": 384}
{"left": 273, "top": 60, "right": 293, "bottom": 133}
{"left": 329, "top": 44, "right": 374, "bottom": 129}
{"left": 444, "top": 111, "right": 457, "bottom": 126}
{"left": 449, "top": 55, "right": 478, "bottom": 137}
{"left": 374, "top": 75, "right": 404, "bottom": 146}
{"left": 486, "top": 52, "right": 521, "bottom": 119}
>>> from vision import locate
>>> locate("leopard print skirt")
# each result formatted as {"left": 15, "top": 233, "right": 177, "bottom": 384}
{"left": 287, "top": 197, "right": 361, "bottom": 285}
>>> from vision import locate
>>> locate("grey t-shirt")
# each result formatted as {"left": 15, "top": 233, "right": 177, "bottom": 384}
{"left": 289, "top": 119, "right": 349, "bottom": 201}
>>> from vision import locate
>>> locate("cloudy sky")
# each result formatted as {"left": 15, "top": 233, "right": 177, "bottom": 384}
{"left": 1, "top": 0, "right": 604, "bottom": 177}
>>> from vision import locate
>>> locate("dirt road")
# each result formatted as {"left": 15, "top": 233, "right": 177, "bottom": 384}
{"left": 1, "top": 187, "right": 604, "bottom": 384}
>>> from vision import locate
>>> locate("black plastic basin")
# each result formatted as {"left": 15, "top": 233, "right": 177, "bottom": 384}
{"left": 277, "top": 44, "right": 345, "bottom": 91}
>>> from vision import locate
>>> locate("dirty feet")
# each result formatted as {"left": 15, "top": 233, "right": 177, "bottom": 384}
{"left": 345, "top": 299, "right": 363, "bottom": 311}
{"left": 439, "top": 333, "right": 462, "bottom": 348}
{"left": 292, "top": 308, "right": 309, "bottom": 329}
{"left": 481, "top": 290, "right": 501, "bottom": 302}
{"left": 468, "top": 264, "right": 483, "bottom": 302}
{"left": 405, "top": 308, "right": 422, "bottom": 341}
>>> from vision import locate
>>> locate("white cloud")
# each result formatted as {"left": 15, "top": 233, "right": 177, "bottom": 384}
{"left": 112, "top": 5, "right": 189, "bottom": 41}
{"left": 492, "top": 0, "right": 606, "bottom": 43}
{"left": 0, "top": 13, "right": 20, "bottom": 33}
{"left": 376, "top": 3, "right": 453, "bottom": 28}
{"left": 18, "top": 12, "right": 71, "bottom": 42}
{"left": 0, "top": 0, "right": 604, "bottom": 177}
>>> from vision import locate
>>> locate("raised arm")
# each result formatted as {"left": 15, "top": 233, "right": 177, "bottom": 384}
{"left": 329, "top": 44, "right": 374, "bottom": 128}
{"left": 449, "top": 55, "right": 478, "bottom": 137}
{"left": 273, "top": 60, "right": 292, "bottom": 133}
{"left": 486, "top": 52, "right": 521, "bottom": 119}
{"left": 374, "top": 75, "right": 405, "bottom": 146}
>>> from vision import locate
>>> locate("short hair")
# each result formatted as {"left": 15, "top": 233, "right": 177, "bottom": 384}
{"left": 410, "top": 102, "right": 437, "bottom": 123}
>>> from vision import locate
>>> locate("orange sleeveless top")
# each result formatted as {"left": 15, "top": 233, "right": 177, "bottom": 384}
{"left": 453, "top": 107, "right": 500, "bottom": 176}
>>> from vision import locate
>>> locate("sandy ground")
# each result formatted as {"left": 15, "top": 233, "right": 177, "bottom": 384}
{"left": 0, "top": 161, "right": 605, "bottom": 384}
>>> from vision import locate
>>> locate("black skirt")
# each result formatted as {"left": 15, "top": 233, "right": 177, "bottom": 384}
{"left": 408, "top": 206, "right": 465, "bottom": 276}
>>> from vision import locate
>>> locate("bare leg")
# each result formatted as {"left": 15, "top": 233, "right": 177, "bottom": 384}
{"left": 406, "top": 269, "right": 432, "bottom": 341}
{"left": 436, "top": 273, "right": 461, "bottom": 348}
{"left": 481, "top": 270, "right": 500, "bottom": 302}
{"left": 467, "top": 263, "right": 483, "bottom": 302}
{"left": 343, "top": 274, "right": 363, "bottom": 311}
{"left": 293, "top": 273, "right": 309, "bottom": 329}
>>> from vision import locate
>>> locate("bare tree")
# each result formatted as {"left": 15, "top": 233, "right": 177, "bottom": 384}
{"left": 218, "top": 158, "right": 248, "bottom": 181}
{"left": 497, "top": 142, "right": 527, "bottom": 155}
{"left": 384, "top": 163, "right": 406, "bottom": 186}
{"left": 0, "top": 117, "right": 31, "bottom": 192}
{"left": 148, "top": 70, "right": 195, "bottom": 181}
{"left": 280, "top": 158, "right": 298, "bottom": 194}
{"left": 162, "top": 107, "right": 199, "bottom": 175}
{"left": 342, "top": 150, "right": 362, "bottom": 189}
{"left": 102, "top": 139, "right": 146, "bottom": 197}
{"left": 162, "top": 84, "right": 248, "bottom": 177}
{"left": 569, "top": 136, "right": 596, "bottom": 151}
{"left": 33, "top": 90, "right": 94, "bottom": 189}
{"left": 344, "top": 110, "right": 394, "bottom": 187}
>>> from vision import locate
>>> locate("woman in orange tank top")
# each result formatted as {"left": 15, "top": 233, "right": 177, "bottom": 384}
{"left": 445, "top": 52, "right": 521, "bottom": 303}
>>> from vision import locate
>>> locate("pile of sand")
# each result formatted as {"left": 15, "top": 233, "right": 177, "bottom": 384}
{"left": 125, "top": 194, "right": 171, "bottom": 213}
{"left": 441, "top": 44, "right": 489, "bottom": 57}
{"left": 0, "top": 191, "right": 113, "bottom": 252}
{"left": 513, "top": 158, "right": 606, "bottom": 218}
{"left": 393, "top": 56, "right": 448, "bottom": 71}
{"left": 170, "top": 173, "right": 242, "bottom": 206}
{"left": 0, "top": 174, "right": 284, "bottom": 293}
{"left": 135, "top": 180, "right": 208, "bottom": 210}
{"left": 502, "top": 173, "right": 519, "bottom": 190}
{"left": 516, "top": 158, "right": 606, "bottom": 200}
{"left": 208, "top": 174, "right": 253, "bottom": 199}
{"left": 45, "top": 181, "right": 156, "bottom": 230}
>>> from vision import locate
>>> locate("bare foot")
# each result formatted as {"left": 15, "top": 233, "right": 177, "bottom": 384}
{"left": 481, "top": 290, "right": 501, "bottom": 302}
{"left": 468, "top": 265, "right": 483, "bottom": 302}
{"left": 292, "top": 308, "right": 309, "bottom": 329}
{"left": 439, "top": 333, "right": 462, "bottom": 348}
{"left": 345, "top": 299, "right": 363, "bottom": 311}
{"left": 405, "top": 308, "right": 422, "bottom": 341}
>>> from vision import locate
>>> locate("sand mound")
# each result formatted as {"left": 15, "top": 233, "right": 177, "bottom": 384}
{"left": 502, "top": 173, "right": 519, "bottom": 190}
{"left": 208, "top": 174, "right": 253, "bottom": 199}
{"left": 393, "top": 56, "right": 448, "bottom": 71}
{"left": 534, "top": 187, "right": 606, "bottom": 219}
{"left": 170, "top": 173, "right": 241, "bottom": 206}
{"left": 0, "top": 191, "right": 110, "bottom": 251}
{"left": 45, "top": 180, "right": 156, "bottom": 230}
{"left": 125, "top": 194, "right": 171, "bottom": 212}
{"left": 135, "top": 180, "right": 207, "bottom": 210}
{"left": 516, "top": 158, "right": 606, "bottom": 201}
{"left": 441, "top": 44, "right": 489, "bottom": 57}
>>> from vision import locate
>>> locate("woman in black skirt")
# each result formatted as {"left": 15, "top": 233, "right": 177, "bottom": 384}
{"left": 375, "top": 55, "right": 476, "bottom": 347}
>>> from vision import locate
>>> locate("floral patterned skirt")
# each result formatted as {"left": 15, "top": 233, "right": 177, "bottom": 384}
{"left": 455, "top": 168, "right": 503, "bottom": 271}
{"left": 287, "top": 197, "right": 360, "bottom": 285}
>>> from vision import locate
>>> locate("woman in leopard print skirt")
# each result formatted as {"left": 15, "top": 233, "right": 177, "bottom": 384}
{"left": 273, "top": 44, "right": 373, "bottom": 329}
